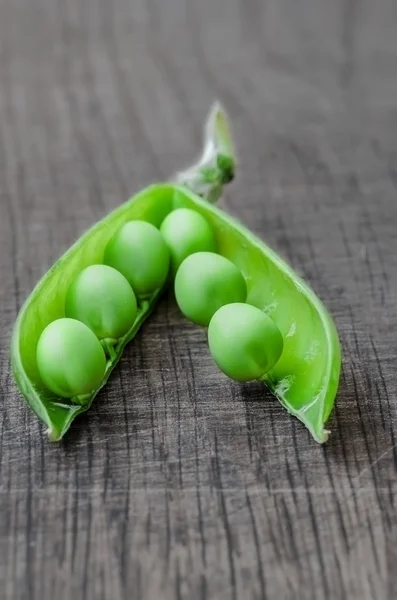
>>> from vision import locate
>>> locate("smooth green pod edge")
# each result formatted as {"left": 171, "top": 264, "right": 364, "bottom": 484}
{"left": 11, "top": 103, "right": 341, "bottom": 443}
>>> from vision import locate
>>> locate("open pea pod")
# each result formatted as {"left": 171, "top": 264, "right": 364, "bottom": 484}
{"left": 11, "top": 103, "right": 341, "bottom": 442}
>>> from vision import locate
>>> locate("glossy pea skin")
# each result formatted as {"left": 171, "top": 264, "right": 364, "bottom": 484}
{"left": 174, "top": 252, "right": 247, "bottom": 326}
{"left": 160, "top": 208, "right": 217, "bottom": 273}
{"left": 208, "top": 303, "right": 283, "bottom": 381}
{"left": 104, "top": 220, "right": 170, "bottom": 296}
{"left": 36, "top": 318, "right": 107, "bottom": 398}
{"left": 65, "top": 265, "right": 137, "bottom": 340}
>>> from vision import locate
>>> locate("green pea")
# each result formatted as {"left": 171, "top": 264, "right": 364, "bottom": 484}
{"left": 208, "top": 303, "right": 283, "bottom": 381}
{"left": 104, "top": 220, "right": 170, "bottom": 296}
{"left": 174, "top": 252, "right": 247, "bottom": 326}
{"left": 160, "top": 208, "right": 217, "bottom": 273}
{"left": 65, "top": 265, "right": 137, "bottom": 341}
{"left": 36, "top": 318, "right": 107, "bottom": 398}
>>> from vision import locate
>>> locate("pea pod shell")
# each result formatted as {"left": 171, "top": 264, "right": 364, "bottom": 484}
{"left": 11, "top": 102, "right": 341, "bottom": 442}
{"left": 11, "top": 182, "right": 341, "bottom": 442}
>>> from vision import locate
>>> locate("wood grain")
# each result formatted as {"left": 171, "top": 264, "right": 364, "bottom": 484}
{"left": 1, "top": 0, "right": 397, "bottom": 598}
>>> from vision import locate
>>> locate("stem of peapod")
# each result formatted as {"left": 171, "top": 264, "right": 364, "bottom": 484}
{"left": 175, "top": 102, "right": 237, "bottom": 203}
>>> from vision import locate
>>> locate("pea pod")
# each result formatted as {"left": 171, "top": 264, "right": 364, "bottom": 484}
{"left": 11, "top": 103, "right": 341, "bottom": 442}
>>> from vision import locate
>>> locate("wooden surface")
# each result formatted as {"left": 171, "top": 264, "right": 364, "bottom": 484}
{"left": 1, "top": 0, "right": 397, "bottom": 598}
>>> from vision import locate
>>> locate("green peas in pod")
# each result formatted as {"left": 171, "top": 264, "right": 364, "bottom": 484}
{"left": 65, "top": 265, "right": 137, "bottom": 342}
{"left": 208, "top": 303, "right": 283, "bottom": 381}
{"left": 160, "top": 208, "right": 217, "bottom": 273}
{"left": 36, "top": 318, "right": 107, "bottom": 399}
{"left": 174, "top": 252, "right": 247, "bottom": 326}
{"left": 104, "top": 220, "right": 170, "bottom": 297}
{"left": 11, "top": 103, "right": 341, "bottom": 443}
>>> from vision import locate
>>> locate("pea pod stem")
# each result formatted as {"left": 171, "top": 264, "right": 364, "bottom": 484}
{"left": 101, "top": 338, "right": 118, "bottom": 360}
{"left": 72, "top": 394, "right": 91, "bottom": 406}
{"left": 175, "top": 102, "right": 236, "bottom": 204}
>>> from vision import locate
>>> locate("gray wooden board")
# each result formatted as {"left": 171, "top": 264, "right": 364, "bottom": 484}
{"left": 1, "top": 0, "right": 397, "bottom": 598}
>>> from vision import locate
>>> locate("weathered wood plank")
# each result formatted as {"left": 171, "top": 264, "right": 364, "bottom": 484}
{"left": 1, "top": 0, "right": 397, "bottom": 598}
